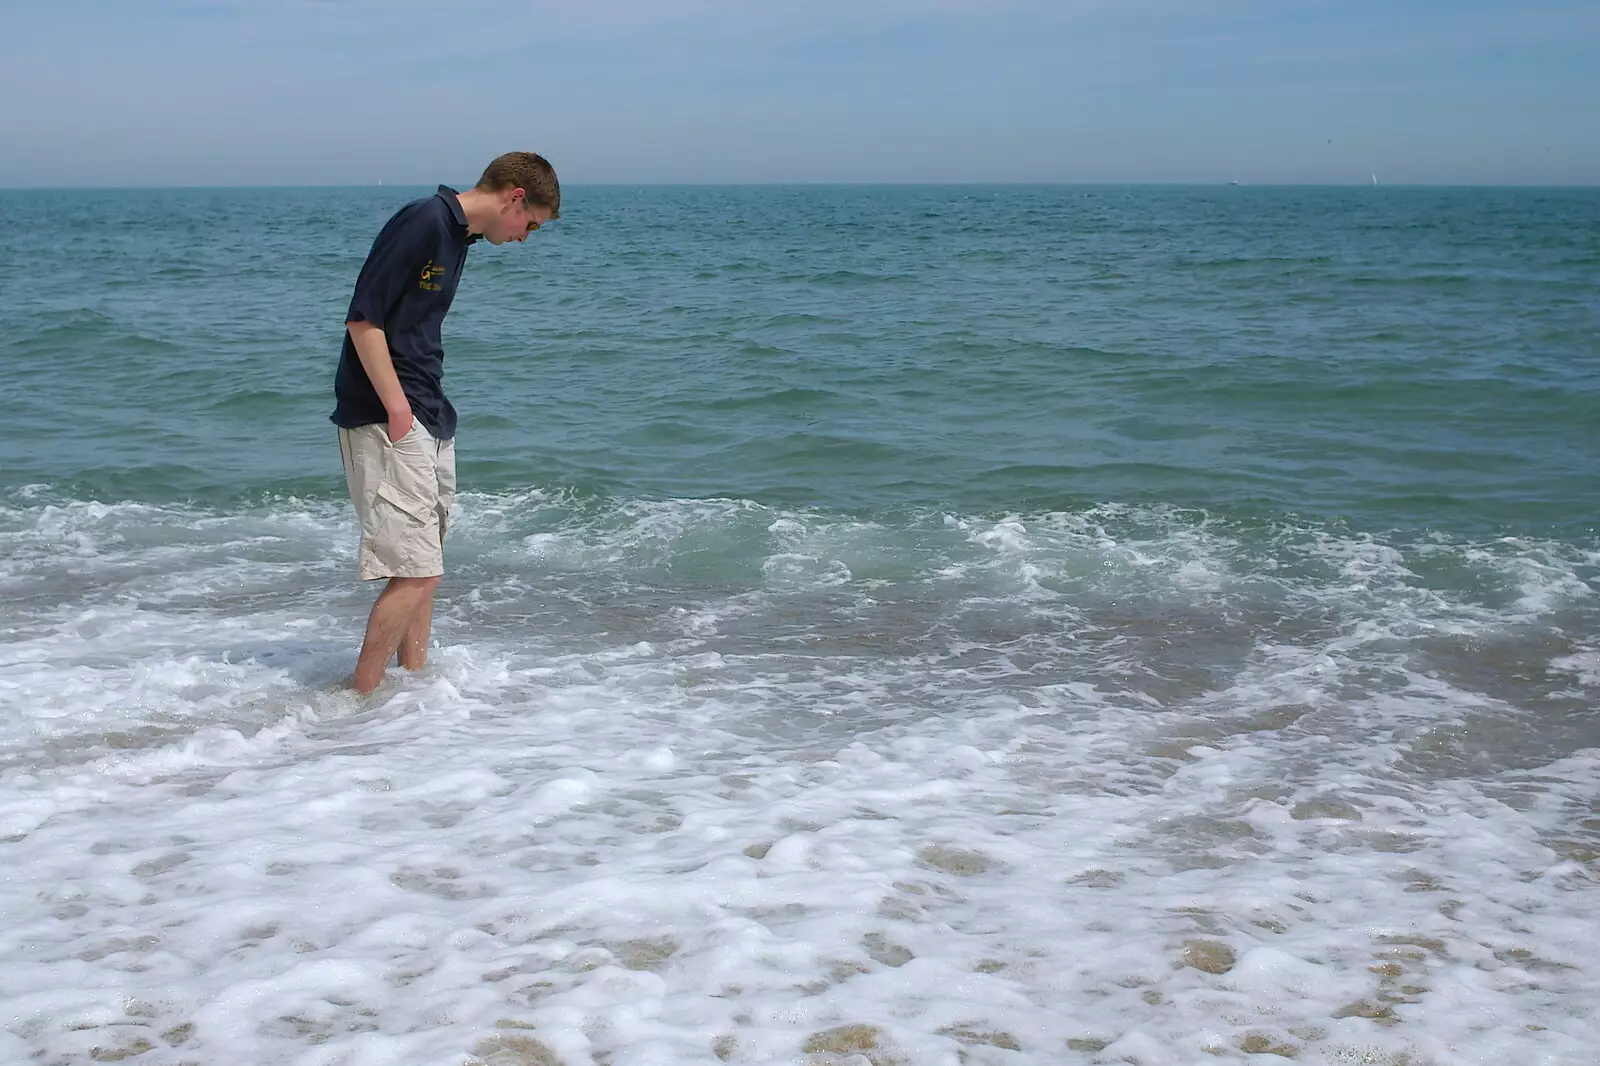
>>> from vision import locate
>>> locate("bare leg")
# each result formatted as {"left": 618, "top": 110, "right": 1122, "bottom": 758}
{"left": 395, "top": 585, "right": 436, "bottom": 671}
{"left": 353, "top": 576, "right": 441, "bottom": 694}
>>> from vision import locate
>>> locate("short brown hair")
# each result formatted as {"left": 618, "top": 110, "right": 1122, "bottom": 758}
{"left": 476, "top": 151, "right": 560, "bottom": 220}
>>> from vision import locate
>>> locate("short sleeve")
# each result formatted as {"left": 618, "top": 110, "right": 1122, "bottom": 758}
{"left": 345, "top": 205, "right": 435, "bottom": 329}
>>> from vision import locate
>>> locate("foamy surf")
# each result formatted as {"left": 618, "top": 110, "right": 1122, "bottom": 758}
{"left": 1, "top": 487, "right": 1596, "bottom": 1064}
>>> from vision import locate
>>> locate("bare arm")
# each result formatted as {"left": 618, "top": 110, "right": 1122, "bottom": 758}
{"left": 346, "top": 320, "right": 413, "bottom": 442}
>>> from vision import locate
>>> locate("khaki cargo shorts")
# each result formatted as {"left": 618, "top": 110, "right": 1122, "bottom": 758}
{"left": 337, "top": 421, "right": 456, "bottom": 581}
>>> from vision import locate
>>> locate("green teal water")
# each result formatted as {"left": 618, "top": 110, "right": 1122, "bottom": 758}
{"left": 4, "top": 186, "right": 1600, "bottom": 1063}
{"left": 4, "top": 185, "right": 1596, "bottom": 533}
{"left": 2, "top": 185, "right": 1597, "bottom": 767}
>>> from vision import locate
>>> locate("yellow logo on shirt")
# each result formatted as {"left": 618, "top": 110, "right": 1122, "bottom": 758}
{"left": 419, "top": 261, "right": 446, "bottom": 291}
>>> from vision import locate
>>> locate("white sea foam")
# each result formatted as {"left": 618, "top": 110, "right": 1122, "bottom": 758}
{"left": 1, "top": 492, "right": 1596, "bottom": 1064}
{"left": 1549, "top": 650, "right": 1600, "bottom": 689}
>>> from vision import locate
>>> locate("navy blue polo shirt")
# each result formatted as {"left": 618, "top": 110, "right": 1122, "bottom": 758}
{"left": 330, "top": 185, "right": 478, "bottom": 440}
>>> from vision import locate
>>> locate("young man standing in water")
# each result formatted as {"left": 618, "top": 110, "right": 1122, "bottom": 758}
{"left": 330, "top": 152, "right": 559, "bottom": 694}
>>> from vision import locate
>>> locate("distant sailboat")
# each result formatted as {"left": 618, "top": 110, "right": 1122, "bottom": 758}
{"left": 1370, "top": 173, "right": 1379, "bottom": 185}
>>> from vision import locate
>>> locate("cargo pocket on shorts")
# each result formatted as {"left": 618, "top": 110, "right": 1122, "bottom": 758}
{"left": 373, "top": 477, "right": 434, "bottom": 525}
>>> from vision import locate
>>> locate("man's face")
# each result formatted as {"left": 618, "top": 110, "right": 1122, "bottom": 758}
{"left": 486, "top": 189, "right": 551, "bottom": 245}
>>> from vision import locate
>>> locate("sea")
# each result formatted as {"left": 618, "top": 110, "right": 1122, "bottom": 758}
{"left": 1, "top": 184, "right": 1597, "bottom": 1066}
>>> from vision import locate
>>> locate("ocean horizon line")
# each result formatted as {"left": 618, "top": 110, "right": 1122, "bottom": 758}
{"left": 3, "top": 179, "right": 1598, "bottom": 193}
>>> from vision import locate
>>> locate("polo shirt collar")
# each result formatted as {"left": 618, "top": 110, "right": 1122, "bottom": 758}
{"left": 436, "top": 185, "right": 479, "bottom": 245}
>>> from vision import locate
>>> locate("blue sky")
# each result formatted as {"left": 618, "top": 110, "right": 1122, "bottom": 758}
{"left": 1, "top": 0, "right": 1594, "bottom": 186}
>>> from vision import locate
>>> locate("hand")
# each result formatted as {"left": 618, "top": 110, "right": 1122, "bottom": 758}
{"left": 386, "top": 408, "right": 414, "bottom": 443}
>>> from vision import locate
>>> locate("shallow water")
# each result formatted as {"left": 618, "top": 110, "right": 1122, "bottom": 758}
{"left": 1, "top": 185, "right": 1597, "bottom": 1064}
